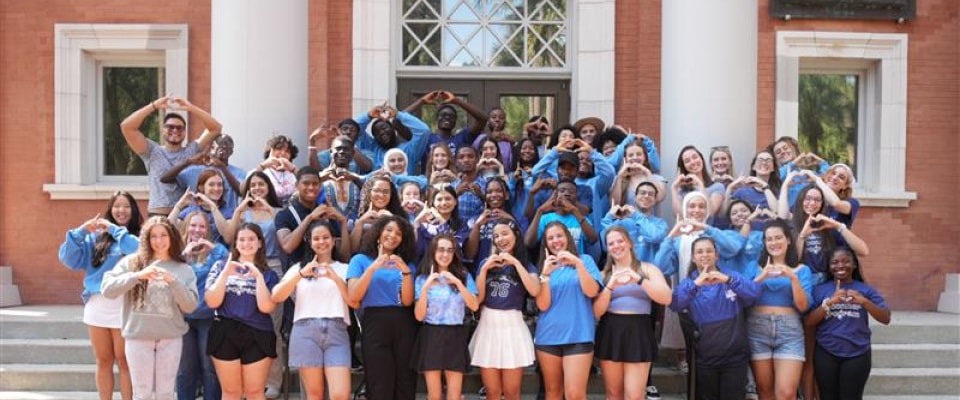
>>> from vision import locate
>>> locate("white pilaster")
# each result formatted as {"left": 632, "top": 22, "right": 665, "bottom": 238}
{"left": 573, "top": 0, "right": 616, "bottom": 123}
{"left": 661, "top": 0, "right": 758, "bottom": 178}
{"left": 211, "top": 0, "right": 309, "bottom": 171}
{"left": 352, "top": 0, "right": 394, "bottom": 116}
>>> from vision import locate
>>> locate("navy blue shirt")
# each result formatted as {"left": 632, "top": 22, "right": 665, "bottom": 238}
{"left": 812, "top": 280, "right": 887, "bottom": 358}
{"left": 478, "top": 261, "right": 539, "bottom": 311}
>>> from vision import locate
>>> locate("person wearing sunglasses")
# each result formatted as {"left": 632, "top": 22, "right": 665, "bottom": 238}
{"left": 120, "top": 95, "right": 223, "bottom": 217}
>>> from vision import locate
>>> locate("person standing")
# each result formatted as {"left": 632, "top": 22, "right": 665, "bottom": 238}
{"left": 120, "top": 96, "right": 222, "bottom": 216}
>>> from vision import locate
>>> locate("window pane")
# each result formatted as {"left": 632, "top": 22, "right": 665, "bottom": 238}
{"left": 798, "top": 74, "right": 858, "bottom": 175}
{"left": 500, "top": 94, "right": 554, "bottom": 141}
{"left": 401, "top": 0, "right": 566, "bottom": 68}
{"left": 102, "top": 67, "right": 164, "bottom": 176}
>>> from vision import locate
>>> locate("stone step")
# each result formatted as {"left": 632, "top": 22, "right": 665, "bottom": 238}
{"left": 870, "top": 311, "right": 960, "bottom": 344}
{"left": 0, "top": 306, "right": 87, "bottom": 340}
{"left": 0, "top": 339, "right": 94, "bottom": 364}
{"left": 863, "top": 368, "right": 960, "bottom": 395}
{"left": 0, "top": 363, "right": 685, "bottom": 393}
{"left": 872, "top": 343, "right": 960, "bottom": 368}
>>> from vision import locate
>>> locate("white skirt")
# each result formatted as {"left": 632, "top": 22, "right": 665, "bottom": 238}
{"left": 83, "top": 294, "right": 123, "bottom": 329}
{"left": 469, "top": 307, "right": 535, "bottom": 369}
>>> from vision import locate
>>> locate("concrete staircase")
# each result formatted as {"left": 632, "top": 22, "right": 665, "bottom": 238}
{"left": 1, "top": 305, "right": 958, "bottom": 399}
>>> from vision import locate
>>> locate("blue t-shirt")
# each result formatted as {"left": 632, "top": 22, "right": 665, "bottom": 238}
{"left": 745, "top": 263, "right": 815, "bottom": 312}
{"left": 177, "top": 164, "right": 247, "bottom": 210}
{"left": 802, "top": 231, "right": 829, "bottom": 274}
{"left": 205, "top": 260, "right": 279, "bottom": 332}
{"left": 536, "top": 212, "right": 587, "bottom": 254}
{"left": 534, "top": 255, "right": 603, "bottom": 345}
{"left": 414, "top": 273, "right": 478, "bottom": 325}
{"left": 478, "top": 262, "right": 539, "bottom": 311}
{"left": 812, "top": 280, "right": 887, "bottom": 358}
{"left": 346, "top": 253, "right": 407, "bottom": 309}
{"left": 185, "top": 243, "right": 230, "bottom": 320}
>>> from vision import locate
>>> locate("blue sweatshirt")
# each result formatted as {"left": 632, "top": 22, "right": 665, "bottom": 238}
{"left": 653, "top": 227, "right": 743, "bottom": 278}
{"left": 670, "top": 269, "right": 761, "bottom": 368}
{"left": 602, "top": 134, "right": 662, "bottom": 173}
{"left": 58, "top": 225, "right": 140, "bottom": 302}
{"left": 354, "top": 111, "right": 432, "bottom": 175}
{"left": 719, "top": 230, "right": 762, "bottom": 276}
{"left": 601, "top": 211, "right": 668, "bottom": 263}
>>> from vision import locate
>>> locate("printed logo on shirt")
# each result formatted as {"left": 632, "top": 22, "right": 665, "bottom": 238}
{"left": 827, "top": 302, "right": 862, "bottom": 320}
{"left": 134, "top": 280, "right": 177, "bottom": 318}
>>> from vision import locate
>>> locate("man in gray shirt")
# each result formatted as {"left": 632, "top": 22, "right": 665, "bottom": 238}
{"left": 120, "top": 96, "right": 223, "bottom": 216}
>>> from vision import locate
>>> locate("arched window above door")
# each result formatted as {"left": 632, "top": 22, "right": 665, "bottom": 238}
{"left": 400, "top": 0, "right": 568, "bottom": 69}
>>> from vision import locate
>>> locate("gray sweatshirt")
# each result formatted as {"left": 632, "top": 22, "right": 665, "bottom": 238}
{"left": 101, "top": 255, "right": 198, "bottom": 340}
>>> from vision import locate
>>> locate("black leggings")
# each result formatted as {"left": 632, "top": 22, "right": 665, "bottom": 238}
{"left": 814, "top": 344, "right": 871, "bottom": 400}
{"left": 696, "top": 364, "right": 747, "bottom": 400}
{"left": 361, "top": 307, "right": 419, "bottom": 400}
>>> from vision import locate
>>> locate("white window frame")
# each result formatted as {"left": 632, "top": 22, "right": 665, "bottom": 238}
{"left": 96, "top": 57, "right": 166, "bottom": 183}
{"left": 776, "top": 31, "right": 916, "bottom": 207}
{"left": 44, "top": 23, "right": 188, "bottom": 200}
{"left": 352, "top": 0, "right": 615, "bottom": 125}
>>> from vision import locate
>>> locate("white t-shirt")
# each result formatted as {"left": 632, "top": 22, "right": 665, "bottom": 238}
{"left": 287, "top": 261, "right": 350, "bottom": 324}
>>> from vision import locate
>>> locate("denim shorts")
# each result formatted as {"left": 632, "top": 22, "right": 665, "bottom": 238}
{"left": 288, "top": 317, "right": 351, "bottom": 368}
{"left": 747, "top": 312, "right": 805, "bottom": 362}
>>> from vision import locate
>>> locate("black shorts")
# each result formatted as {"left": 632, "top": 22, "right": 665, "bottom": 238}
{"left": 535, "top": 342, "right": 594, "bottom": 357}
{"left": 208, "top": 317, "right": 277, "bottom": 364}
{"left": 595, "top": 313, "right": 657, "bottom": 362}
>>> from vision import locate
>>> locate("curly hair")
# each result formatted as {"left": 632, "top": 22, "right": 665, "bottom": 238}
{"left": 130, "top": 217, "right": 186, "bottom": 309}
{"left": 357, "top": 215, "right": 417, "bottom": 262}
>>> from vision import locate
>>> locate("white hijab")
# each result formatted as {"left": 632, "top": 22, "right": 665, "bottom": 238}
{"left": 383, "top": 148, "right": 409, "bottom": 174}
{"left": 678, "top": 191, "right": 710, "bottom": 278}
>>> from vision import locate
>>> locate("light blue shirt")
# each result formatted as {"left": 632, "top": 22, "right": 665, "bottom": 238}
{"left": 534, "top": 255, "right": 603, "bottom": 345}
{"left": 415, "top": 273, "right": 478, "bottom": 325}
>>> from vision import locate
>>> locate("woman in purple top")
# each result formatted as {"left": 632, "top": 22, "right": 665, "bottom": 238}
{"left": 471, "top": 221, "right": 541, "bottom": 400}
{"left": 805, "top": 247, "right": 890, "bottom": 400}
{"left": 204, "top": 223, "right": 279, "bottom": 400}
{"left": 593, "top": 226, "right": 672, "bottom": 400}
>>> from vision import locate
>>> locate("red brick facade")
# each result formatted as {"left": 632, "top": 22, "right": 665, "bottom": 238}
{"left": 2, "top": 1, "right": 956, "bottom": 309}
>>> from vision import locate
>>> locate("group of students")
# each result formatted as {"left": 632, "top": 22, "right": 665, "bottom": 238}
{"left": 58, "top": 91, "right": 891, "bottom": 400}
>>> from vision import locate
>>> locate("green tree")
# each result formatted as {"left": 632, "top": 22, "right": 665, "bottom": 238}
{"left": 798, "top": 74, "right": 858, "bottom": 172}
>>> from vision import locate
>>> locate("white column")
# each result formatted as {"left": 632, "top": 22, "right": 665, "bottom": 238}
{"left": 661, "top": 0, "right": 758, "bottom": 179}
{"left": 352, "top": 0, "right": 394, "bottom": 116}
{"left": 573, "top": 0, "right": 616, "bottom": 124}
{"left": 211, "top": 0, "right": 309, "bottom": 171}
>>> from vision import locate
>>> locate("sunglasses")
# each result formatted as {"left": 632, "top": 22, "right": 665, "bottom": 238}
{"left": 164, "top": 124, "right": 185, "bottom": 131}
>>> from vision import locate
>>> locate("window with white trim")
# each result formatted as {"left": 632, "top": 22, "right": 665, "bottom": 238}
{"left": 776, "top": 31, "right": 916, "bottom": 207}
{"left": 45, "top": 24, "right": 188, "bottom": 200}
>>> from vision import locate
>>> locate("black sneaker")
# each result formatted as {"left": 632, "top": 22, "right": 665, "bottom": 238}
{"left": 646, "top": 385, "right": 662, "bottom": 400}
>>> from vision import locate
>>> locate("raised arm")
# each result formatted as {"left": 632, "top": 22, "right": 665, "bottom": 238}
{"left": 169, "top": 98, "right": 223, "bottom": 147}
{"left": 119, "top": 95, "right": 172, "bottom": 155}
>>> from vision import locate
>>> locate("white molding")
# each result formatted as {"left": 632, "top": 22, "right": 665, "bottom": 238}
{"left": 572, "top": 0, "right": 615, "bottom": 123}
{"left": 52, "top": 23, "right": 188, "bottom": 198}
{"left": 776, "top": 31, "right": 915, "bottom": 207}
{"left": 353, "top": 0, "right": 394, "bottom": 114}
{"left": 42, "top": 183, "right": 150, "bottom": 201}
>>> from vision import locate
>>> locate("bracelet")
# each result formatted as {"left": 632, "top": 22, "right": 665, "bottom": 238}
{"left": 837, "top": 223, "right": 848, "bottom": 233}
{"left": 298, "top": 269, "right": 307, "bottom": 278}
{"left": 539, "top": 274, "right": 551, "bottom": 283}
{"left": 637, "top": 276, "right": 646, "bottom": 286}
{"left": 401, "top": 271, "right": 412, "bottom": 276}
{"left": 150, "top": 101, "right": 157, "bottom": 112}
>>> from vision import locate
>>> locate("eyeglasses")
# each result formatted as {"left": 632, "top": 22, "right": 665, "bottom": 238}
{"left": 636, "top": 189, "right": 657, "bottom": 198}
{"left": 755, "top": 157, "right": 774, "bottom": 165}
{"left": 164, "top": 124, "right": 185, "bottom": 131}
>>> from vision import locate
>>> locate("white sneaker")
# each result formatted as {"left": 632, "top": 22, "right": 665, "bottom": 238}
{"left": 265, "top": 386, "right": 281, "bottom": 399}
{"left": 646, "top": 385, "right": 662, "bottom": 400}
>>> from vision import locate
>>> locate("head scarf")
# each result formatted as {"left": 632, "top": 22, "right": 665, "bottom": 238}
{"left": 679, "top": 191, "right": 710, "bottom": 278}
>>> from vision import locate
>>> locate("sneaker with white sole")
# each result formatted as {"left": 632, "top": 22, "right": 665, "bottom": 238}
{"left": 646, "top": 385, "right": 662, "bottom": 400}
{"left": 745, "top": 382, "right": 758, "bottom": 400}
{"left": 264, "top": 386, "right": 281, "bottom": 399}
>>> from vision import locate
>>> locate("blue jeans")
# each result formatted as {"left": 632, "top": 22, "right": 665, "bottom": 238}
{"left": 176, "top": 318, "right": 221, "bottom": 400}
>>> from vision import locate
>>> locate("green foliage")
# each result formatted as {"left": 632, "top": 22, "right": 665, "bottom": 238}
{"left": 798, "top": 74, "right": 858, "bottom": 173}
{"left": 102, "top": 67, "right": 163, "bottom": 176}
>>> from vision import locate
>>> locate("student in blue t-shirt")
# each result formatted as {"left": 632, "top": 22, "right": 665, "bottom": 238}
{"left": 524, "top": 180, "right": 597, "bottom": 255}
{"left": 471, "top": 221, "right": 541, "bottom": 400}
{"left": 345, "top": 215, "right": 418, "bottom": 400}
{"left": 743, "top": 219, "right": 815, "bottom": 400}
{"left": 805, "top": 247, "right": 890, "bottom": 400}
{"left": 203, "top": 223, "right": 280, "bottom": 400}
{"left": 534, "top": 222, "right": 603, "bottom": 400}
{"left": 412, "top": 234, "right": 479, "bottom": 400}
{"left": 168, "top": 168, "right": 234, "bottom": 245}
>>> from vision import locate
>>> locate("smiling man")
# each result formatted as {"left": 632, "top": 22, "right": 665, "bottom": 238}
{"left": 120, "top": 95, "right": 223, "bottom": 216}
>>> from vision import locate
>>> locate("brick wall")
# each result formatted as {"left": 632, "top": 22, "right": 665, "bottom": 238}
{"left": 615, "top": 0, "right": 662, "bottom": 145}
{"left": 308, "top": 1, "right": 353, "bottom": 131}
{"left": 0, "top": 0, "right": 212, "bottom": 304}
{"left": 757, "top": 0, "right": 960, "bottom": 309}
